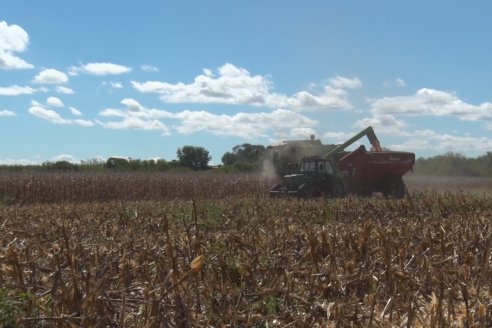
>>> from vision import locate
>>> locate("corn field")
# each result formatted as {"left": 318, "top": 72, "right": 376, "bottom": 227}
{"left": 0, "top": 172, "right": 491, "bottom": 327}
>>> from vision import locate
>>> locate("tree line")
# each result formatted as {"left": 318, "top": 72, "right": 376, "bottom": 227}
{"left": 1, "top": 145, "right": 492, "bottom": 177}
{"left": 413, "top": 151, "right": 492, "bottom": 176}
{"left": 0, "top": 144, "right": 265, "bottom": 173}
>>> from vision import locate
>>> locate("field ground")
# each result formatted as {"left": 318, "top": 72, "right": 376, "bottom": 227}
{"left": 405, "top": 174, "right": 492, "bottom": 195}
{"left": 0, "top": 172, "right": 491, "bottom": 326}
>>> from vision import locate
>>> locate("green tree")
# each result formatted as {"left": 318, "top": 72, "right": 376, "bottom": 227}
{"left": 177, "top": 146, "right": 211, "bottom": 170}
{"left": 42, "top": 160, "right": 78, "bottom": 171}
{"left": 221, "top": 152, "right": 237, "bottom": 165}
{"left": 105, "top": 157, "right": 130, "bottom": 170}
{"left": 221, "top": 143, "right": 266, "bottom": 165}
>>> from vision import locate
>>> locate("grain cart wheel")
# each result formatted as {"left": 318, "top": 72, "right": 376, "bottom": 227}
{"left": 330, "top": 180, "right": 346, "bottom": 198}
{"left": 384, "top": 176, "right": 405, "bottom": 199}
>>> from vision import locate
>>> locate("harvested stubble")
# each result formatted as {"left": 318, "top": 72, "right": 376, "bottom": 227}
{"left": 1, "top": 192, "right": 491, "bottom": 327}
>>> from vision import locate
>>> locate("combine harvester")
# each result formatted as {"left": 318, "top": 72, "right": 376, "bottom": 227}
{"left": 270, "top": 126, "right": 415, "bottom": 198}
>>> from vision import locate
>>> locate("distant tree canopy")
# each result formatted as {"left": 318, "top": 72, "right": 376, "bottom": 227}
{"left": 104, "top": 157, "right": 169, "bottom": 171}
{"left": 221, "top": 143, "right": 266, "bottom": 165}
{"left": 177, "top": 145, "right": 211, "bottom": 170}
{"left": 414, "top": 151, "right": 492, "bottom": 176}
{"left": 42, "top": 160, "right": 78, "bottom": 171}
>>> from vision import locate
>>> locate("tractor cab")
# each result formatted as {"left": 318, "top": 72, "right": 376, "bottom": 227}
{"left": 300, "top": 156, "right": 334, "bottom": 175}
{"left": 270, "top": 156, "right": 345, "bottom": 198}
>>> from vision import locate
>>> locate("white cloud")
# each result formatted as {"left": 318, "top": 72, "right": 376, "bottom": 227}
{"left": 131, "top": 63, "right": 273, "bottom": 105}
{"left": 97, "top": 116, "right": 170, "bottom": 133}
{"left": 55, "top": 86, "right": 75, "bottom": 94}
{"left": 350, "top": 87, "right": 492, "bottom": 148}
{"left": 0, "top": 158, "right": 36, "bottom": 165}
{"left": 286, "top": 86, "right": 352, "bottom": 111}
{"left": 141, "top": 64, "right": 159, "bottom": 72}
{"left": 0, "top": 110, "right": 16, "bottom": 117}
{"left": 28, "top": 104, "right": 93, "bottom": 126}
{"left": 383, "top": 78, "right": 407, "bottom": 88}
{"left": 32, "top": 68, "right": 69, "bottom": 84}
{"left": 0, "top": 21, "right": 33, "bottom": 70}
{"left": 69, "top": 107, "right": 83, "bottom": 116}
{"left": 97, "top": 98, "right": 171, "bottom": 134}
{"left": 52, "top": 154, "right": 77, "bottom": 162}
{"left": 353, "top": 114, "right": 409, "bottom": 136}
{"left": 121, "top": 98, "right": 144, "bottom": 112}
{"left": 69, "top": 62, "right": 131, "bottom": 76}
{"left": 396, "top": 78, "right": 406, "bottom": 87}
{"left": 97, "top": 81, "right": 124, "bottom": 93}
{"left": 72, "top": 119, "right": 94, "bottom": 127}
{"left": 47, "top": 96, "right": 64, "bottom": 108}
{"left": 0, "top": 85, "right": 37, "bottom": 96}
{"left": 172, "top": 109, "right": 316, "bottom": 139}
{"left": 203, "top": 68, "right": 213, "bottom": 77}
{"left": 371, "top": 88, "right": 492, "bottom": 121}
{"left": 131, "top": 63, "right": 355, "bottom": 111}
{"left": 97, "top": 97, "right": 317, "bottom": 139}
{"left": 28, "top": 105, "right": 68, "bottom": 124}
{"left": 328, "top": 76, "right": 362, "bottom": 89}
{"left": 389, "top": 129, "right": 492, "bottom": 154}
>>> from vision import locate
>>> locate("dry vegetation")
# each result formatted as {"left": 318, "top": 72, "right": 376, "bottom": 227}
{"left": 0, "top": 172, "right": 491, "bottom": 327}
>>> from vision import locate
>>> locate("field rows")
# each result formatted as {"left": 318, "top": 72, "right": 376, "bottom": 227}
{"left": 1, "top": 183, "right": 491, "bottom": 326}
{"left": 1, "top": 171, "right": 492, "bottom": 206}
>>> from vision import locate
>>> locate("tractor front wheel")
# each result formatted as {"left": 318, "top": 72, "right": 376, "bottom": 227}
{"left": 270, "top": 184, "right": 281, "bottom": 197}
{"left": 298, "top": 183, "right": 317, "bottom": 198}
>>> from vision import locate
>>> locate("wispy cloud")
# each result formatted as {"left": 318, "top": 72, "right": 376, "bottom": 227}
{"left": 0, "top": 109, "right": 16, "bottom": 117}
{"left": 69, "top": 62, "right": 132, "bottom": 76}
{"left": 69, "top": 107, "right": 83, "bottom": 116}
{"left": 28, "top": 102, "right": 94, "bottom": 127}
{"left": 28, "top": 105, "right": 68, "bottom": 124}
{"left": 0, "top": 158, "right": 36, "bottom": 165}
{"left": 55, "top": 86, "right": 75, "bottom": 94}
{"left": 171, "top": 109, "right": 316, "bottom": 139}
{"left": 328, "top": 76, "right": 362, "bottom": 89}
{"left": 97, "top": 97, "right": 317, "bottom": 139}
{"left": 0, "top": 85, "right": 37, "bottom": 96}
{"left": 0, "top": 21, "right": 33, "bottom": 70}
{"left": 396, "top": 78, "right": 406, "bottom": 87}
{"left": 141, "top": 64, "right": 159, "bottom": 72}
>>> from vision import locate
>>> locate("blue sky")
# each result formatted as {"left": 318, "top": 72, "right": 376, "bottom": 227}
{"left": 2, "top": 1, "right": 492, "bottom": 165}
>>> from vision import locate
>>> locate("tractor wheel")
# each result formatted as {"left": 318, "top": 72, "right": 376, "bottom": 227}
{"left": 330, "top": 180, "right": 346, "bottom": 198}
{"left": 298, "top": 183, "right": 316, "bottom": 198}
{"left": 270, "top": 184, "right": 281, "bottom": 197}
{"left": 384, "top": 176, "right": 405, "bottom": 199}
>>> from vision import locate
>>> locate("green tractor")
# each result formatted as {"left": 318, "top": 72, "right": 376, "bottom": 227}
{"left": 270, "top": 155, "right": 345, "bottom": 197}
